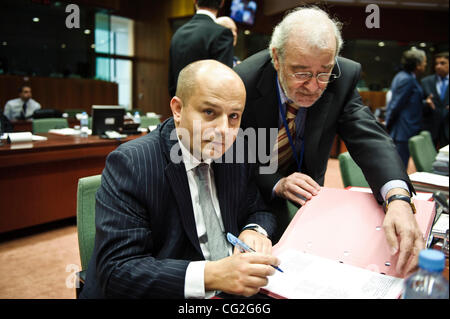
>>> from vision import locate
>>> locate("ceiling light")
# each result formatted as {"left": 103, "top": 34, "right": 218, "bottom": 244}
{"left": 84, "top": 29, "right": 91, "bottom": 35}
{"left": 378, "top": 42, "right": 385, "bottom": 47}
{"left": 244, "top": 30, "right": 251, "bottom": 35}
{"left": 33, "top": 17, "right": 40, "bottom": 23}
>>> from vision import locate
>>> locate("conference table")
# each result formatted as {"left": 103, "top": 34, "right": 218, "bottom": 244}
{"left": 0, "top": 132, "right": 144, "bottom": 234}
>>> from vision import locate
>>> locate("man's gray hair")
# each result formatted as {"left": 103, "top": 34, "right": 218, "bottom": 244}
{"left": 401, "top": 48, "right": 426, "bottom": 72}
{"left": 269, "top": 6, "right": 344, "bottom": 63}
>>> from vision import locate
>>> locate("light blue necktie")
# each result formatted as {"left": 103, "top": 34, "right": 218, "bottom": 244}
{"left": 194, "top": 163, "right": 228, "bottom": 261}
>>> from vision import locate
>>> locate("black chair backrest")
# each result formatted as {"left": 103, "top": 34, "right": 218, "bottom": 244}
{"left": 0, "top": 111, "right": 14, "bottom": 133}
{"left": 32, "top": 109, "right": 63, "bottom": 119}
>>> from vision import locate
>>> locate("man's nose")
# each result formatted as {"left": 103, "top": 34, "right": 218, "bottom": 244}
{"left": 216, "top": 114, "right": 229, "bottom": 133}
{"left": 303, "top": 77, "right": 321, "bottom": 92}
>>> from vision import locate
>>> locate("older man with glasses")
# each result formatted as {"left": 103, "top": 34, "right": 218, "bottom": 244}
{"left": 235, "top": 6, "right": 424, "bottom": 277}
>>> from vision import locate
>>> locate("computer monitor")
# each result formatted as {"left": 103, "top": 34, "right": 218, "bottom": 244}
{"left": 91, "top": 105, "right": 125, "bottom": 136}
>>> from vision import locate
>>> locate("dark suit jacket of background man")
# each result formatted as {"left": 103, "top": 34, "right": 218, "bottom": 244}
{"left": 385, "top": 70, "right": 424, "bottom": 144}
{"left": 234, "top": 50, "right": 412, "bottom": 205}
{"left": 421, "top": 74, "right": 449, "bottom": 146}
{"left": 79, "top": 118, "right": 276, "bottom": 298}
{"left": 168, "top": 14, "right": 234, "bottom": 97}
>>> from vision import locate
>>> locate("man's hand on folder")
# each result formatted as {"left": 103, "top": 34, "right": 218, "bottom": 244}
{"left": 383, "top": 188, "right": 425, "bottom": 276}
{"left": 274, "top": 172, "right": 321, "bottom": 206}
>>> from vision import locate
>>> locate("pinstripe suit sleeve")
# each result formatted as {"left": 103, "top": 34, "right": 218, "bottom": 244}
{"left": 94, "top": 146, "right": 189, "bottom": 299}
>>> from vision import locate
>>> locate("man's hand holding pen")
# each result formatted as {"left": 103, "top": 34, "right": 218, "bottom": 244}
{"left": 203, "top": 230, "right": 280, "bottom": 297}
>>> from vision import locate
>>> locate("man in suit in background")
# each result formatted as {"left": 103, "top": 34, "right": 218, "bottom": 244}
{"left": 421, "top": 52, "right": 449, "bottom": 148}
{"left": 3, "top": 84, "right": 41, "bottom": 121}
{"left": 385, "top": 49, "right": 427, "bottom": 167}
{"left": 80, "top": 60, "right": 279, "bottom": 299}
{"left": 235, "top": 6, "right": 424, "bottom": 276}
{"left": 168, "top": 0, "right": 234, "bottom": 97}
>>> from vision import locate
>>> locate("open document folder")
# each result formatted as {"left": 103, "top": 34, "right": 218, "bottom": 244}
{"left": 262, "top": 187, "right": 436, "bottom": 299}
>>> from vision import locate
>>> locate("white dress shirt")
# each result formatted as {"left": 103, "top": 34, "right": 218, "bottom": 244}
{"left": 178, "top": 137, "right": 233, "bottom": 298}
{"left": 196, "top": 9, "right": 217, "bottom": 22}
{"left": 3, "top": 98, "right": 41, "bottom": 121}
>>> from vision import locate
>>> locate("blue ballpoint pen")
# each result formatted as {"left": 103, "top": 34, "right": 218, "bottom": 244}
{"left": 226, "top": 232, "right": 284, "bottom": 273}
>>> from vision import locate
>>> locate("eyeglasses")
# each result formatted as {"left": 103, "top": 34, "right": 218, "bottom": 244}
{"left": 287, "top": 58, "right": 341, "bottom": 84}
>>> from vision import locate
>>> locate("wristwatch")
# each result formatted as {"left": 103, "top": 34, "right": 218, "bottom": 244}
{"left": 383, "top": 194, "right": 416, "bottom": 214}
{"left": 241, "top": 224, "right": 268, "bottom": 237}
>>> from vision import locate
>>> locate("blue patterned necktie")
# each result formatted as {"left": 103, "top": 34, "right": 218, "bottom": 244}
{"left": 440, "top": 77, "right": 448, "bottom": 102}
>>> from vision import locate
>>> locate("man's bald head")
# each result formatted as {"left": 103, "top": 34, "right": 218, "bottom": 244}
{"left": 216, "top": 16, "right": 238, "bottom": 47}
{"left": 175, "top": 59, "right": 245, "bottom": 106}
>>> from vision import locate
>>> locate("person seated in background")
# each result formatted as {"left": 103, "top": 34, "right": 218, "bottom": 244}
{"left": 80, "top": 60, "right": 279, "bottom": 299}
{"left": 3, "top": 85, "right": 41, "bottom": 121}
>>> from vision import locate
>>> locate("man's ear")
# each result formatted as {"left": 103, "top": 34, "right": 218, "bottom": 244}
{"left": 272, "top": 48, "right": 280, "bottom": 72}
{"left": 170, "top": 96, "right": 183, "bottom": 126}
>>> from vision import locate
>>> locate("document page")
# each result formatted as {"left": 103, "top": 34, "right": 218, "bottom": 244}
{"left": 264, "top": 249, "right": 404, "bottom": 299}
{"left": 409, "top": 172, "right": 449, "bottom": 188}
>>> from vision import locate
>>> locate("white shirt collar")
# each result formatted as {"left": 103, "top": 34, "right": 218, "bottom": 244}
{"left": 276, "top": 76, "right": 293, "bottom": 105}
{"left": 177, "top": 132, "right": 212, "bottom": 172}
{"left": 196, "top": 9, "right": 217, "bottom": 22}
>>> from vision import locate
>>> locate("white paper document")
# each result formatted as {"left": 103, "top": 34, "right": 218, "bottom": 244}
{"left": 264, "top": 249, "right": 404, "bottom": 299}
{"left": 432, "top": 214, "right": 449, "bottom": 236}
{"left": 1, "top": 132, "right": 48, "bottom": 143}
{"left": 409, "top": 172, "right": 449, "bottom": 188}
{"left": 49, "top": 128, "right": 90, "bottom": 136}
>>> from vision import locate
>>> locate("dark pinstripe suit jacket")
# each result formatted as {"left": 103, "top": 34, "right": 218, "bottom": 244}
{"left": 79, "top": 118, "right": 276, "bottom": 299}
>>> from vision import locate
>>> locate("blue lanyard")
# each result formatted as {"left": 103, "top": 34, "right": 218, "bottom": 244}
{"left": 275, "top": 76, "right": 305, "bottom": 172}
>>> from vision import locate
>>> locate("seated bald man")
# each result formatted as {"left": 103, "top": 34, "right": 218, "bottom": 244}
{"left": 79, "top": 60, "right": 279, "bottom": 299}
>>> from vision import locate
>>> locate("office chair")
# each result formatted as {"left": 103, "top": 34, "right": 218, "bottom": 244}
{"left": 139, "top": 116, "right": 161, "bottom": 129}
{"left": 32, "top": 118, "right": 69, "bottom": 134}
{"left": 420, "top": 130, "right": 438, "bottom": 155}
{"left": 76, "top": 174, "right": 101, "bottom": 298}
{"left": 408, "top": 134, "right": 436, "bottom": 172}
{"left": 286, "top": 200, "right": 299, "bottom": 221}
{"left": 338, "top": 152, "right": 369, "bottom": 188}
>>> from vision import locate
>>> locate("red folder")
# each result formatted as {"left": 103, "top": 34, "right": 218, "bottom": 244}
{"left": 263, "top": 187, "right": 436, "bottom": 298}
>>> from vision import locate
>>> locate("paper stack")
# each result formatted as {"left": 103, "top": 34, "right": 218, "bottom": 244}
{"left": 433, "top": 145, "right": 449, "bottom": 176}
{"left": 409, "top": 172, "right": 449, "bottom": 195}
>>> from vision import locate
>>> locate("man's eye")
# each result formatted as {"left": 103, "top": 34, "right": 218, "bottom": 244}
{"left": 229, "top": 113, "right": 239, "bottom": 120}
{"left": 204, "top": 109, "right": 214, "bottom": 116}
{"left": 295, "top": 73, "right": 311, "bottom": 80}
